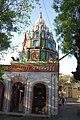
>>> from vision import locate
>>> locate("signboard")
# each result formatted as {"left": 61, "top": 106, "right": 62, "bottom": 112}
{"left": 1, "top": 63, "right": 58, "bottom": 72}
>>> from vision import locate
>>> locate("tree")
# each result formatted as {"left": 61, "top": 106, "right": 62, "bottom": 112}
{"left": 53, "top": 0, "right": 80, "bottom": 80}
{"left": 0, "top": 65, "right": 4, "bottom": 80}
{"left": 0, "top": 0, "right": 40, "bottom": 77}
{"left": 0, "top": 0, "right": 40, "bottom": 51}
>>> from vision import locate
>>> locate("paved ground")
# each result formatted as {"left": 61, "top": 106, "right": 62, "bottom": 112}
{"left": 58, "top": 103, "right": 80, "bottom": 120}
{"left": 0, "top": 98, "right": 80, "bottom": 120}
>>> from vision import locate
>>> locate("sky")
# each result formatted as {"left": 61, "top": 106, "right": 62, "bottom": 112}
{"left": 0, "top": 0, "right": 77, "bottom": 75}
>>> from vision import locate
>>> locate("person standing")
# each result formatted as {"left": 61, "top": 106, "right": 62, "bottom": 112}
{"left": 61, "top": 94, "right": 65, "bottom": 105}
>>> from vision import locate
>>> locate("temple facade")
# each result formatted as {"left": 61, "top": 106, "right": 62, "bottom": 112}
{"left": 0, "top": 12, "right": 59, "bottom": 117}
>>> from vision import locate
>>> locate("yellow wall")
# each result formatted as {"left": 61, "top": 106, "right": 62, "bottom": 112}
{"left": 64, "top": 83, "right": 80, "bottom": 98}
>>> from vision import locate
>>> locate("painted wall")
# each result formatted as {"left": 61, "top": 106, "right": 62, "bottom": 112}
{"left": 1, "top": 71, "right": 58, "bottom": 117}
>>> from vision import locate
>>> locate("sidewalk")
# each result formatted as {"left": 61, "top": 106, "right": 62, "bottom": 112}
{"left": 0, "top": 98, "right": 80, "bottom": 120}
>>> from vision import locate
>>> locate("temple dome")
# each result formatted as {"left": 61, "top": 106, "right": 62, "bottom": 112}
{"left": 35, "top": 12, "right": 45, "bottom": 25}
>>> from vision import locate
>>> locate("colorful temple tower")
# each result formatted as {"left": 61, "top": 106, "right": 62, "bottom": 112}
{"left": 0, "top": 12, "right": 59, "bottom": 117}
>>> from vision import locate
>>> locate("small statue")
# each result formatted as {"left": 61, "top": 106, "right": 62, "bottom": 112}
{"left": 11, "top": 57, "right": 19, "bottom": 61}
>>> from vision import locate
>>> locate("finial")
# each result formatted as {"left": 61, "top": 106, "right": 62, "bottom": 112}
{"left": 39, "top": 12, "right": 42, "bottom": 19}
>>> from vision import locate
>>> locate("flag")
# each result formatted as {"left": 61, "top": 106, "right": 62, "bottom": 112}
{"left": 22, "top": 33, "right": 27, "bottom": 50}
{"left": 23, "top": 33, "right": 27, "bottom": 46}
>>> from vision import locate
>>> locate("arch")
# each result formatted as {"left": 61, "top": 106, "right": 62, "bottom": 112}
{"left": 10, "top": 82, "right": 24, "bottom": 112}
{"left": 33, "top": 40, "right": 39, "bottom": 46}
{"left": 31, "top": 82, "right": 48, "bottom": 114}
{"left": 48, "top": 42, "right": 52, "bottom": 49}
{"left": 31, "top": 52, "right": 39, "bottom": 61}
{"left": 48, "top": 53, "right": 54, "bottom": 60}
{"left": 45, "top": 32, "right": 49, "bottom": 38}
{"left": 0, "top": 82, "right": 5, "bottom": 111}
{"left": 11, "top": 76, "right": 27, "bottom": 85}
{"left": 34, "top": 31, "right": 40, "bottom": 37}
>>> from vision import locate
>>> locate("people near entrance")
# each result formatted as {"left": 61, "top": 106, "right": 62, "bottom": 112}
{"left": 59, "top": 93, "right": 65, "bottom": 105}
{"left": 42, "top": 106, "right": 46, "bottom": 114}
{"left": 61, "top": 94, "right": 65, "bottom": 105}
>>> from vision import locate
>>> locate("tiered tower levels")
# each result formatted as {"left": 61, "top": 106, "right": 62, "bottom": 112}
{"left": 12, "top": 12, "right": 58, "bottom": 64}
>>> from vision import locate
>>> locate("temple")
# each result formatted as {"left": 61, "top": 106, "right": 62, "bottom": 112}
{"left": 0, "top": 12, "right": 59, "bottom": 117}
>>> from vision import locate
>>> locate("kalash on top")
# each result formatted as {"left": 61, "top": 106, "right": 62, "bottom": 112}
{"left": 12, "top": 12, "right": 58, "bottom": 64}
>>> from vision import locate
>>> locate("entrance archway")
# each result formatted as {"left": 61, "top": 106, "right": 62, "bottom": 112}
{"left": 32, "top": 83, "right": 46, "bottom": 114}
{"left": 10, "top": 82, "right": 24, "bottom": 112}
{"left": 0, "top": 82, "right": 5, "bottom": 111}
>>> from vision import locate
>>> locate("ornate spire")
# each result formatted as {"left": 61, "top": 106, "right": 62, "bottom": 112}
{"left": 39, "top": 12, "right": 42, "bottom": 19}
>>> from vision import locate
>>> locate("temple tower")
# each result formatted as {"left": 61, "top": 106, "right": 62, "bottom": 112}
{"left": 1, "top": 12, "right": 59, "bottom": 117}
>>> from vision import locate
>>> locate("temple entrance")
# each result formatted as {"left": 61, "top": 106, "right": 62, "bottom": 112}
{"left": 0, "top": 82, "right": 4, "bottom": 111}
{"left": 32, "top": 83, "right": 46, "bottom": 114}
{"left": 10, "top": 82, "right": 24, "bottom": 112}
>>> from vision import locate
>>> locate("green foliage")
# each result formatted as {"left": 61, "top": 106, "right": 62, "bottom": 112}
{"left": 59, "top": 74, "right": 78, "bottom": 84}
{"left": 70, "top": 75, "right": 80, "bottom": 83}
{"left": 53, "top": 0, "right": 80, "bottom": 54}
{"left": 59, "top": 75, "right": 70, "bottom": 84}
{"left": 0, "top": 0, "right": 40, "bottom": 51}
{"left": 0, "top": 65, "right": 4, "bottom": 78}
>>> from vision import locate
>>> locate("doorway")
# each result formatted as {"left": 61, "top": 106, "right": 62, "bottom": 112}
{"left": 0, "top": 82, "right": 4, "bottom": 111}
{"left": 32, "top": 83, "right": 46, "bottom": 114}
{"left": 10, "top": 82, "right": 24, "bottom": 112}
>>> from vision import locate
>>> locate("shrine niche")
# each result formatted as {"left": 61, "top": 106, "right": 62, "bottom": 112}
{"left": 33, "top": 40, "right": 39, "bottom": 46}
{"left": 32, "top": 83, "right": 46, "bottom": 114}
{"left": 34, "top": 30, "right": 40, "bottom": 38}
{"left": 31, "top": 52, "right": 39, "bottom": 61}
{"left": 31, "top": 38, "right": 40, "bottom": 48}
{"left": 48, "top": 53, "right": 54, "bottom": 61}
{"left": 47, "top": 42, "right": 53, "bottom": 49}
{"left": 10, "top": 82, "right": 24, "bottom": 112}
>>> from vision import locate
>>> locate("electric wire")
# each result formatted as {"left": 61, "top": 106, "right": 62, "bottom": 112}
{"left": 42, "top": 0, "right": 53, "bottom": 32}
{"left": 27, "top": 0, "right": 53, "bottom": 34}
{"left": 28, "top": 2, "right": 42, "bottom": 28}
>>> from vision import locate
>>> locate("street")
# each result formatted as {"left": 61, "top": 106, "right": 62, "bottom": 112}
{"left": 0, "top": 98, "right": 80, "bottom": 120}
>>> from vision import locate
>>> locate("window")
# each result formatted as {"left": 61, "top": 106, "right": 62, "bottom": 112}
{"left": 48, "top": 54, "right": 54, "bottom": 60}
{"left": 31, "top": 52, "right": 39, "bottom": 60}
{"left": 78, "top": 87, "right": 80, "bottom": 91}
{"left": 33, "top": 40, "right": 39, "bottom": 46}
{"left": 48, "top": 42, "right": 52, "bottom": 49}
{"left": 34, "top": 31, "right": 40, "bottom": 37}
{"left": 45, "top": 32, "right": 49, "bottom": 38}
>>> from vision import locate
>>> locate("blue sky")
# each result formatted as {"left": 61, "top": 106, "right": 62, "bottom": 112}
{"left": 0, "top": 0, "right": 77, "bottom": 75}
